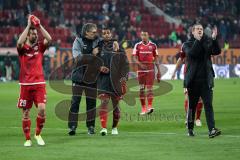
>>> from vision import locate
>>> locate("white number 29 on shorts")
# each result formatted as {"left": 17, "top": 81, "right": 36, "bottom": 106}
{"left": 19, "top": 99, "right": 27, "bottom": 107}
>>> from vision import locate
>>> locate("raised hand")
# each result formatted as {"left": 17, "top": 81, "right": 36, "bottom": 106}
{"left": 30, "top": 15, "right": 40, "bottom": 28}
{"left": 212, "top": 26, "right": 218, "bottom": 40}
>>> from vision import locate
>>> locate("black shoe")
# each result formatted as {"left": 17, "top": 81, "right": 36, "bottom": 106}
{"left": 68, "top": 129, "right": 76, "bottom": 136}
{"left": 88, "top": 126, "right": 95, "bottom": 135}
{"left": 209, "top": 128, "right": 221, "bottom": 138}
{"left": 147, "top": 108, "right": 154, "bottom": 115}
{"left": 188, "top": 129, "right": 195, "bottom": 137}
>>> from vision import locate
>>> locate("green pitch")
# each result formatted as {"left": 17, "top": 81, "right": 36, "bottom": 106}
{"left": 0, "top": 79, "right": 239, "bottom": 160}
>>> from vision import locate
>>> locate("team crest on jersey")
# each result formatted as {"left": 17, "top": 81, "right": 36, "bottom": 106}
{"left": 140, "top": 47, "right": 143, "bottom": 49}
{"left": 149, "top": 46, "right": 153, "bottom": 50}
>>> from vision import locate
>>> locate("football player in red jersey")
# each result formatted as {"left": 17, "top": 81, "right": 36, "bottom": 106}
{"left": 171, "top": 50, "right": 203, "bottom": 127}
{"left": 16, "top": 15, "right": 52, "bottom": 147}
{"left": 132, "top": 31, "right": 161, "bottom": 115}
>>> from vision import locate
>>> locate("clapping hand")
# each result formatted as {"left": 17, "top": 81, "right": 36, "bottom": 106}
{"left": 212, "top": 26, "right": 218, "bottom": 40}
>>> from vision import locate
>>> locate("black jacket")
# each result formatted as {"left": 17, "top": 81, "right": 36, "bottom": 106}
{"left": 182, "top": 35, "right": 221, "bottom": 88}
{"left": 97, "top": 40, "right": 129, "bottom": 96}
{"left": 71, "top": 36, "right": 102, "bottom": 84}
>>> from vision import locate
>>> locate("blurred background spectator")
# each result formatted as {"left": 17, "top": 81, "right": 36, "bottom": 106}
{"left": 4, "top": 52, "right": 13, "bottom": 81}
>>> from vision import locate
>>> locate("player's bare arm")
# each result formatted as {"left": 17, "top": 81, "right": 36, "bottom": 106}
{"left": 154, "top": 56, "right": 161, "bottom": 82}
{"left": 171, "top": 58, "right": 183, "bottom": 80}
{"left": 17, "top": 16, "right": 32, "bottom": 49}
{"left": 132, "top": 55, "right": 147, "bottom": 69}
{"left": 39, "top": 23, "right": 52, "bottom": 46}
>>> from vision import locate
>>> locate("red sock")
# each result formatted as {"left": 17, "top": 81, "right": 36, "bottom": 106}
{"left": 184, "top": 99, "right": 188, "bottom": 113}
{"left": 147, "top": 89, "right": 153, "bottom": 108}
{"left": 22, "top": 118, "right": 31, "bottom": 140}
{"left": 196, "top": 102, "right": 203, "bottom": 120}
{"left": 99, "top": 104, "right": 108, "bottom": 128}
{"left": 140, "top": 90, "right": 146, "bottom": 112}
{"left": 35, "top": 114, "right": 45, "bottom": 136}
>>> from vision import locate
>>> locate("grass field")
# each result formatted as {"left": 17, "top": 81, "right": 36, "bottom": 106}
{"left": 0, "top": 79, "right": 240, "bottom": 160}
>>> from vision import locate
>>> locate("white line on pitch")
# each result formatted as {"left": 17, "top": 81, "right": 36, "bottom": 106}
{"left": 0, "top": 127, "right": 240, "bottom": 138}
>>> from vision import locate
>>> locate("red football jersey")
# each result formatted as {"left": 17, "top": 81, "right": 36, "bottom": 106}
{"left": 17, "top": 41, "right": 47, "bottom": 85}
{"left": 132, "top": 41, "right": 158, "bottom": 71}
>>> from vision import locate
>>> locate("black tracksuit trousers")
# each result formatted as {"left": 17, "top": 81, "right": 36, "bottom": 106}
{"left": 187, "top": 81, "right": 215, "bottom": 132}
{"left": 68, "top": 81, "right": 97, "bottom": 129}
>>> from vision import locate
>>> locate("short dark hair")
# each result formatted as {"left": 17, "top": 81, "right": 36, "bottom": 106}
{"left": 192, "top": 24, "right": 203, "bottom": 32}
{"left": 28, "top": 26, "right": 37, "bottom": 34}
{"left": 102, "top": 26, "right": 111, "bottom": 31}
{"left": 29, "top": 26, "right": 37, "bottom": 31}
{"left": 81, "top": 23, "right": 97, "bottom": 36}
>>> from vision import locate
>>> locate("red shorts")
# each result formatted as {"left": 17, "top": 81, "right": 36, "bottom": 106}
{"left": 138, "top": 70, "right": 154, "bottom": 86}
{"left": 17, "top": 84, "right": 47, "bottom": 109}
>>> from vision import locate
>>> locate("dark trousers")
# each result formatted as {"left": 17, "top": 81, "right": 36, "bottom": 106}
{"left": 68, "top": 82, "right": 97, "bottom": 129}
{"left": 187, "top": 82, "right": 215, "bottom": 132}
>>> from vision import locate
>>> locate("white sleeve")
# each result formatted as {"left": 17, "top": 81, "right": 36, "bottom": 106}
{"left": 132, "top": 43, "right": 138, "bottom": 56}
{"left": 153, "top": 43, "right": 158, "bottom": 56}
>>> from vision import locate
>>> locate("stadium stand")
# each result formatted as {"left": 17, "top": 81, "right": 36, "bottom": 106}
{"left": 1, "top": 0, "right": 240, "bottom": 48}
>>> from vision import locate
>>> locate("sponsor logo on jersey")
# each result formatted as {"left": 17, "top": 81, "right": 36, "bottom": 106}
{"left": 139, "top": 51, "right": 152, "bottom": 54}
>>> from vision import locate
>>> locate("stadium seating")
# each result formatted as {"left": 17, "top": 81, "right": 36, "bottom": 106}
{"left": 0, "top": 0, "right": 240, "bottom": 48}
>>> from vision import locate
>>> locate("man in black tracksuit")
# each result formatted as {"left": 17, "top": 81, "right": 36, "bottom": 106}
{"left": 68, "top": 23, "right": 102, "bottom": 135}
{"left": 182, "top": 22, "right": 221, "bottom": 138}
